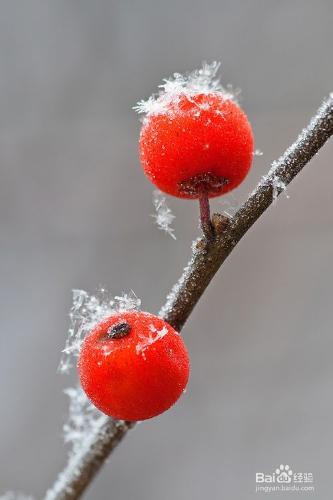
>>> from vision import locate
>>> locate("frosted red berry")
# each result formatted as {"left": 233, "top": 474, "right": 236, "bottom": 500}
{"left": 78, "top": 311, "right": 190, "bottom": 421}
{"left": 139, "top": 92, "right": 254, "bottom": 199}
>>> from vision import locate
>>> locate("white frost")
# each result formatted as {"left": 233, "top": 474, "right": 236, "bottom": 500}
{"left": 136, "top": 324, "right": 169, "bottom": 358}
{"left": 58, "top": 288, "right": 141, "bottom": 457}
{"left": 63, "top": 386, "right": 104, "bottom": 456}
{"left": 134, "top": 61, "right": 239, "bottom": 118}
{"left": 250, "top": 165, "right": 290, "bottom": 205}
{"left": 159, "top": 258, "right": 194, "bottom": 320}
{"left": 44, "top": 415, "right": 130, "bottom": 500}
{"left": 114, "top": 291, "right": 142, "bottom": 312}
{"left": 254, "top": 148, "right": 263, "bottom": 157}
{"left": 152, "top": 190, "right": 176, "bottom": 240}
{"left": 271, "top": 174, "right": 289, "bottom": 203}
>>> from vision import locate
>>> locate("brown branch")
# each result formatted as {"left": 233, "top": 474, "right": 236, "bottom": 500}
{"left": 44, "top": 95, "right": 333, "bottom": 500}
{"left": 45, "top": 419, "right": 135, "bottom": 500}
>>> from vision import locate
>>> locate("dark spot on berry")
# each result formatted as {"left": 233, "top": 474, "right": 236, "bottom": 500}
{"left": 179, "top": 172, "right": 229, "bottom": 196}
{"left": 107, "top": 321, "right": 131, "bottom": 339}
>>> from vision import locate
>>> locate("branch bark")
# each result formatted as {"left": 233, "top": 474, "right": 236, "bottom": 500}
{"left": 44, "top": 95, "right": 333, "bottom": 500}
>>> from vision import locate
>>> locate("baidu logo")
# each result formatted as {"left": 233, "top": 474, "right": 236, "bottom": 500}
{"left": 255, "top": 464, "right": 314, "bottom": 493}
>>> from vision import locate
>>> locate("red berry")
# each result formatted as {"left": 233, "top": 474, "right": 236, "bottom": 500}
{"left": 78, "top": 311, "right": 190, "bottom": 421}
{"left": 139, "top": 93, "right": 254, "bottom": 199}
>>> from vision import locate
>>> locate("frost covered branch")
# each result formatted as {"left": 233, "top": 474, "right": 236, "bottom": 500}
{"left": 44, "top": 95, "right": 333, "bottom": 500}
{"left": 160, "top": 95, "right": 333, "bottom": 329}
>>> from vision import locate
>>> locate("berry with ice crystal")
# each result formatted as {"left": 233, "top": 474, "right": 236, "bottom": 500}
{"left": 78, "top": 311, "right": 190, "bottom": 421}
{"left": 136, "top": 63, "right": 254, "bottom": 200}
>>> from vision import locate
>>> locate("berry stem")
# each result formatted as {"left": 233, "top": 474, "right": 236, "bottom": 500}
{"left": 198, "top": 188, "right": 214, "bottom": 241}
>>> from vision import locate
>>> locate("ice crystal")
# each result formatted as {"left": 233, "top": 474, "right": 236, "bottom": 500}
{"left": 63, "top": 386, "right": 104, "bottom": 456}
{"left": 134, "top": 62, "right": 239, "bottom": 118}
{"left": 254, "top": 148, "right": 263, "bottom": 157}
{"left": 59, "top": 289, "right": 141, "bottom": 374}
{"left": 252, "top": 165, "right": 290, "bottom": 205}
{"left": 152, "top": 190, "right": 176, "bottom": 240}
{"left": 57, "top": 288, "right": 141, "bottom": 459}
{"left": 271, "top": 174, "right": 289, "bottom": 203}
{"left": 136, "top": 323, "right": 169, "bottom": 359}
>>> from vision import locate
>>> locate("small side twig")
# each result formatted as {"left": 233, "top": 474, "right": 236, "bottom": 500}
{"left": 44, "top": 95, "right": 333, "bottom": 500}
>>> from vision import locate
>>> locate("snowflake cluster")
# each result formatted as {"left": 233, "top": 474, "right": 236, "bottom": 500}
{"left": 58, "top": 288, "right": 141, "bottom": 456}
{"left": 134, "top": 61, "right": 239, "bottom": 118}
{"left": 59, "top": 289, "right": 141, "bottom": 374}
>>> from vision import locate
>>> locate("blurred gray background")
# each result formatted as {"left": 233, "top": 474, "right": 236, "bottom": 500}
{"left": 1, "top": 1, "right": 333, "bottom": 499}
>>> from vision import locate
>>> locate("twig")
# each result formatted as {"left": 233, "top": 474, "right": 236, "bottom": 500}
{"left": 45, "top": 419, "right": 135, "bottom": 500}
{"left": 44, "top": 95, "right": 333, "bottom": 500}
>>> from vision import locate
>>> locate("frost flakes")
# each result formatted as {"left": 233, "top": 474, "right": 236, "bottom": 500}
{"left": 58, "top": 288, "right": 141, "bottom": 457}
{"left": 136, "top": 324, "right": 169, "bottom": 359}
{"left": 152, "top": 190, "right": 176, "bottom": 240}
{"left": 44, "top": 416, "right": 131, "bottom": 500}
{"left": 253, "top": 167, "right": 290, "bottom": 205}
{"left": 114, "top": 291, "right": 141, "bottom": 312}
{"left": 134, "top": 62, "right": 239, "bottom": 118}
{"left": 159, "top": 258, "right": 194, "bottom": 320}
{"left": 254, "top": 148, "right": 263, "bottom": 157}
{"left": 63, "top": 386, "right": 104, "bottom": 456}
{"left": 59, "top": 289, "right": 141, "bottom": 374}
{"left": 271, "top": 174, "right": 289, "bottom": 203}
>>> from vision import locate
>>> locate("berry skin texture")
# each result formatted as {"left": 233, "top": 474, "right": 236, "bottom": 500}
{"left": 78, "top": 311, "right": 190, "bottom": 421}
{"left": 139, "top": 93, "right": 254, "bottom": 199}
